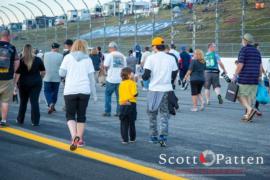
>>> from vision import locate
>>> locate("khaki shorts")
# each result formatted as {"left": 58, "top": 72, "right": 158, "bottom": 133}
{"left": 238, "top": 84, "right": 258, "bottom": 100}
{"left": 0, "top": 80, "right": 13, "bottom": 103}
{"left": 204, "top": 72, "right": 221, "bottom": 89}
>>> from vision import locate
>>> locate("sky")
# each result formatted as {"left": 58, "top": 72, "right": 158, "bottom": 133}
{"left": 0, "top": 0, "right": 150, "bottom": 24}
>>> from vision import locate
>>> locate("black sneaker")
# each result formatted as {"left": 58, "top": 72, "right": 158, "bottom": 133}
{"left": 0, "top": 121, "right": 9, "bottom": 127}
{"left": 102, "top": 112, "right": 111, "bottom": 117}
{"left": 183, "top": 81, "right": 189, "bottom": 90}
{"left": 218, "top": 95, "right": 223, "bottom": 104}
{"left": 159, "top": 135, "right": 167, "bottom": 147}
{"left": 149, "top": 136, "right": 159, "bottom": 144}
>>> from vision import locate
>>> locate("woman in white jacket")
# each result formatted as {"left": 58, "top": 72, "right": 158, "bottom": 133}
{"left": 59, "top": 39, "right": 97, "bottom": 151}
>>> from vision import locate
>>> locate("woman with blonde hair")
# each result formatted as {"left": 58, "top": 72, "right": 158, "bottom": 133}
{"left": 15, "top": 44, "right": 46, "bottom": 126}
{"left": 59, "top": 39, "right": 97, "bottom": 151}
{"left": 184, "top": 49, "right": 206, "bottom": 112}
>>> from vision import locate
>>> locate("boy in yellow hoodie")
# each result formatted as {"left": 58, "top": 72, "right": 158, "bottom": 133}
{"left": 119, "top": 67, "right": 138, "bottom": 144}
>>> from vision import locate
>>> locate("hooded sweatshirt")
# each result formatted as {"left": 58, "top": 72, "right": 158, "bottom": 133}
{"left": 59, "top": 51, "right": 97, "bottom": 97}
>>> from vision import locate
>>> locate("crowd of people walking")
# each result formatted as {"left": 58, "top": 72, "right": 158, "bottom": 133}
{"left": 0, "top": 28, "right": 269, "bottom": 150}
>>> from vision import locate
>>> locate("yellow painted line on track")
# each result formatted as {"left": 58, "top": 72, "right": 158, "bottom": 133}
{"left": 0, "top": 127, "right": 188, "bottom": 180}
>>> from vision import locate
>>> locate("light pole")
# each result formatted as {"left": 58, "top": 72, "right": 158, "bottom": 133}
{"left": 0, "top": 16, "right": 4, "bottom": 26}
{"left": 241, "top": 0, "right": 246, "bottom": 38}
{"left": 215, "top": 0, "right": 219, "bottom": 51}
{"left": 0, "top": 9, "right": 12, "bottom": 24}
{"left": 151, "top": 0, "right": 156, "bottom": 39}
{"left": 26, "top": 0, "right": 48, "bottom": 50}
{"left": 54, "top": 0, "right": 68, "bottom": 40}
{"left": 0, "top": 9, "right": 12, "bottom": 40}
{"left": 97, "top": 0, "right": 106, "bottom": 50}
{"left": 17, "top": 2, "right": 38, "bottom": 46}
{"left": 67, "top": 0, "right": 80, "bottom": 39}
{"left": 132, "top": 0, "right": 138, "bottom": 45}
{"left": 192, "top": 4, "right": 196, "bottom": 50}
{"left": 116, "top": 0, "right": 121, "bottom": 48}
{"left": 9, "top": 4, "right": 28, "bottom": 32}
{"left": 37, "top": 0, "right": 58, "bottom": 42}
{"left": 81, "top": 0, "right": 92, "bottom": 46}
{"left": 170, "top": 0, "right": 175, "bottom": 45}
{"left": 1, "top": 6, "right": 20, "bottom": 23}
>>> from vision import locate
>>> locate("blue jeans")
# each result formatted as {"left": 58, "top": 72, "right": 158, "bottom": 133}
{"left": 143, "top": 80, "right": 149, "bottom": 89}
{"left": 44, "top": 82, "right": 60, "bottom": 106}
{"left": 105, "top": 81, "right": 119, "bottom": 114}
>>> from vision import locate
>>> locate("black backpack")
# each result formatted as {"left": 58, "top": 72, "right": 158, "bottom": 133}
{"left": 0, "top": 44, "right": 13, "bottom": 70}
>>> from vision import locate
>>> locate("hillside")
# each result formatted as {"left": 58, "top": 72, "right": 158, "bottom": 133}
{"left": 12, "top": 0, "right": 270, "bottom": 57}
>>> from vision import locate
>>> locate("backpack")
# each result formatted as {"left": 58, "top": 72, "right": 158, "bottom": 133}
{"left": 205, "top": 52, "right": 218, "bottom": 71}
{"left": 0, "top": 44, "right": 13, "bottom": 72}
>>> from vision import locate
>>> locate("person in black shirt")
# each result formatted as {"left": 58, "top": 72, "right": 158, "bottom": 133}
{"left": 0, "top": 29, "right": 20, "bottom": 126}
{"left": 15, "top": 44, "right": 46, "bottom": 126}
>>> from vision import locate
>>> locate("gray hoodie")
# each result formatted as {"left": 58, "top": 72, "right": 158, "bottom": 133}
{"left": 59, "top": 51, "right": 97, "bottom": 100}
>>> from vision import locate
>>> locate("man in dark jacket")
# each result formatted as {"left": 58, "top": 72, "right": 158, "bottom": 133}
{"left": 179, "top": 46, "right": 191, "bottom": 89}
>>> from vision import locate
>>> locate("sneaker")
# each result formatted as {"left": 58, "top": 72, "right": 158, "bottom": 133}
{"left": 129, "top": 140, "right": 136, "bottom": 143}
{"left": 121, "top": 141, "right": 129, "bottom": 145}
{"left": 183, "top": 81, "right": 189, "bottom": 90}
{"left": 142, "top": 88, "right": 148, "bottom": 91}
{"left": 149, "top": 136, "right": 159, "bottom": 144}
{"left": 206, "top": 100, "right": 210, "bottom": 105}
{"left": 114, "top": 113, "right": 120, "bottom": 117}
{"left": 78, "top": 140, "right": 85, "bottom": 147}
{"left": 70, "top": 136, "right": 80, "bottom": 151}
{"left": 181, "top": 81, "right": 186, "bottom": 89}
{"left": 48, "top": 104, "right": 54, "bottom": 114}
{"left": 159, "top": 135, "right": 167, "bottom": 147}
{"left": 256, "top": 109, "right": 262, "bottom": 116}
{"left": 32, "top": 123, "right": 40, "bottom": 127}
{"left": 102, "top": 112, "right": 111, "bottom": 117}
{"left": 0, "top": 121, "right": 9, "bottom": 127}
{"left": 190, "top": 107, "right": 198, "bottom": 112}
{"left": 200, "top": 103, "right": 205, "bottom": 111}
{"left": 218, "top": 95, "right": 223, "bottom": 104}
{"left": 16, "top": 119, "right": 24, "bottom": 125}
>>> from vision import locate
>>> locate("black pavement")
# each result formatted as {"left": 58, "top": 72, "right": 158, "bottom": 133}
{"left": 2, "top": 80, "right": 270, "bottom": 180}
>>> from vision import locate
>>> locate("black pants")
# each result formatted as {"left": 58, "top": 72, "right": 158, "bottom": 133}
{"left": 64, "top": 94, "right": 90, "bottom": 123}
{"left": 17, "top": 84, "right": 42, "bottom": 125}
{"left": 119, "top": 103, "right": 137, "bottom": 142}
{"left": 190, "top": 80, "right": 204, "bottom": 96}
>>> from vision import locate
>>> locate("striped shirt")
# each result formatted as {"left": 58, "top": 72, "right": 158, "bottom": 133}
{"left": 238, "top": 44, "right": 261, "bottom": 85}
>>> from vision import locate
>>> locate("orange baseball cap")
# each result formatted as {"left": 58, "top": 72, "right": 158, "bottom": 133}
{"left": 151, "top": 37, "right": 165, "bottom": 46}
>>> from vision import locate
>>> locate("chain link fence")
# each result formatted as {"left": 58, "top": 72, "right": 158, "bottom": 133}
{"left": 8, "top": 0, "right": 270, "bottom": 57}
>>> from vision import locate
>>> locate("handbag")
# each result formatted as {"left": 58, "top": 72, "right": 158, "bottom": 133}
{"left": 225, "top": 82, "right": 239, "bottom": 102}
{"left": 256, "top": 84, "right": 270, "bottom": 104}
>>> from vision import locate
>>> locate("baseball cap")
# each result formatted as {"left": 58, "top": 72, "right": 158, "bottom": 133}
{"left": 152, "top": 37, "right": 165, "bottom": 46}
{"left": 51, "top": 42, "right": 60, "bottom": 49}
{"left": 64, "top": 39, "right": 73, "bottom": 46}
{"left": 108, "top": 41, "right": 118, "bottom": 49}
{"left": 243, "top": 33, "right": 254, "bottom": 44}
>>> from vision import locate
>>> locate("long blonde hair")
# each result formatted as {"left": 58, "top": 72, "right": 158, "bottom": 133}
{"left": 22, "top": 44, "right": 34, "bottom": 70}
{"left": 194, "top": 49, "right": 205, "bottom": 64}
{"left": 71, "top": 39, "right": 88, "bottom": 54}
